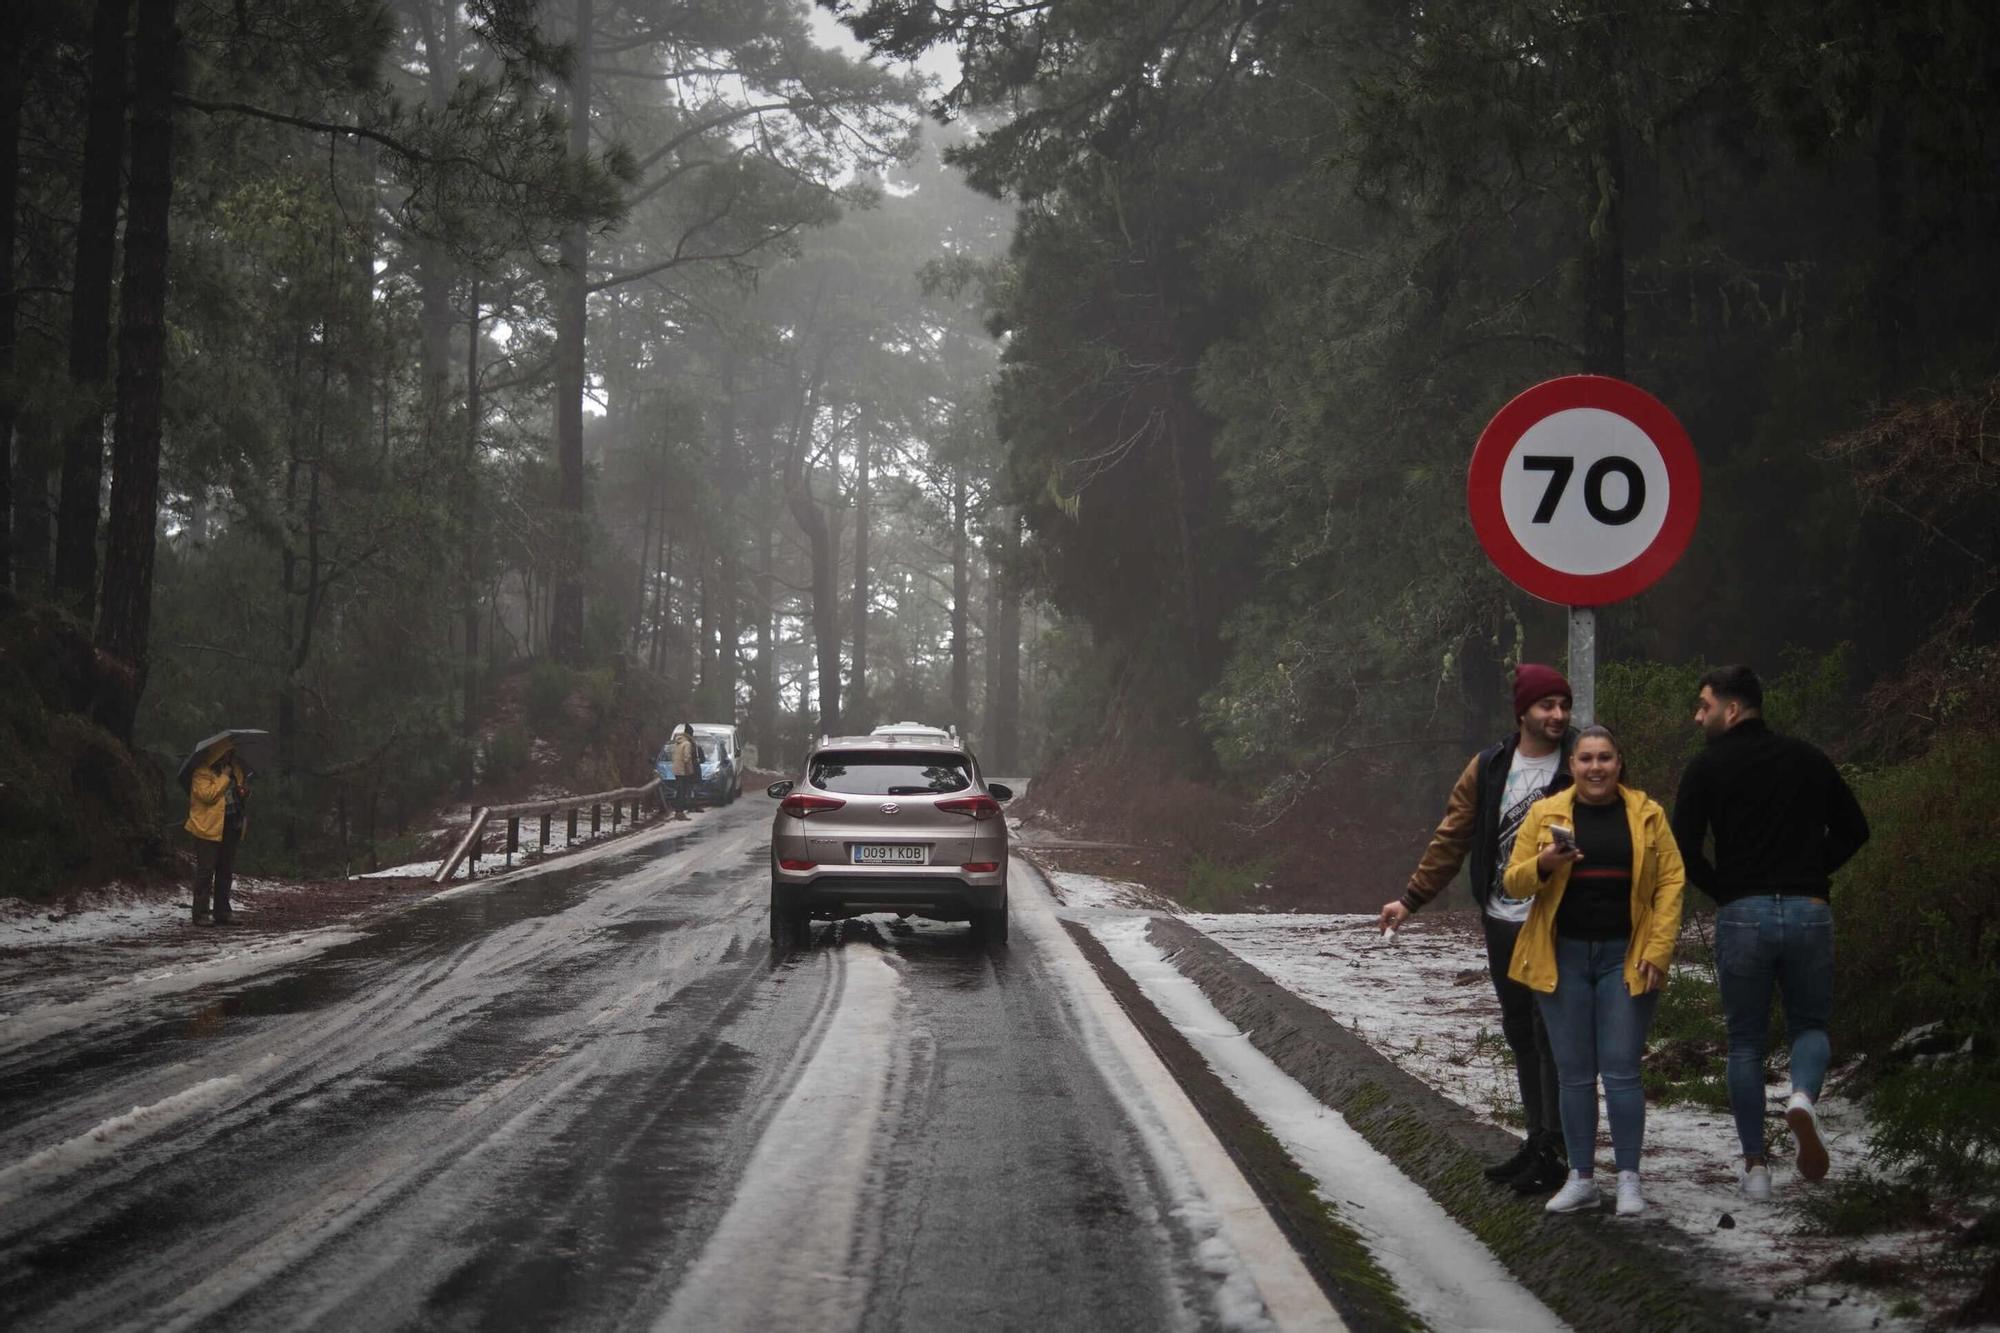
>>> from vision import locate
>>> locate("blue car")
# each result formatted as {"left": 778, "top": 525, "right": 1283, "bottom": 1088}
{"left": 655, "top": 724, "right": 742, "bottom": 806}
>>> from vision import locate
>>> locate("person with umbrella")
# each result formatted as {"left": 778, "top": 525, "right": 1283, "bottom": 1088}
{"left": 179, "top": 731, "right": 268, "bottom": 926}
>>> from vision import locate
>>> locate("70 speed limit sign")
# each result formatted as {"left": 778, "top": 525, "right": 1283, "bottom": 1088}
{"left": 1467, "top": 375, "right": 1701, "bottom": 606}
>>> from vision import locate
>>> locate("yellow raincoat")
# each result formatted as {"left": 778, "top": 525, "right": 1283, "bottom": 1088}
{"left": 184, "top": 753, "right": 248, "bottom": 842}
{"left": 1499, "top": 785, "right": 1686, "bottom": 996}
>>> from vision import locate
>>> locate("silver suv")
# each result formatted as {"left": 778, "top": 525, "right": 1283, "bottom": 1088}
{"left": 766, "top": 736, "right": 1014, "bottom": 947}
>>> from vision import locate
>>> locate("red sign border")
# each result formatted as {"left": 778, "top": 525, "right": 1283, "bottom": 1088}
{"left": 1467, "top": 375, "right": 1701, "bottom": 607}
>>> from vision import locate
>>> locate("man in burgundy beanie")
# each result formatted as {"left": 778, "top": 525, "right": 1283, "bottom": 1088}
{"left": 1380, "top": 663, "right": 1577, "bottom": 1191}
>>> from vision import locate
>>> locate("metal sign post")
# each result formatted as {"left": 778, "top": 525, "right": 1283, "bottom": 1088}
{"left": 1568, "top": 606, "right": 1597, "bottom": 727}
{"left": 1467, "top": 375, "right": 1701, "bottom": 713}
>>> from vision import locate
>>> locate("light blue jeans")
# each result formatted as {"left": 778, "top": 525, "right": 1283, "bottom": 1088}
{"left": 1536, "top": 936, "right": 1659, "bottom": 1174}
{"left": 1715, "top": 895, "right": 1833, "bottom": 1159}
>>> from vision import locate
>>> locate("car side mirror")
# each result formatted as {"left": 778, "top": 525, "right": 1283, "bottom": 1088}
{"left": 767, "top": 781, "right": 794, "bottom": 799}
{"left": 988, "top": 782, "right": 1014, "bottom": 803}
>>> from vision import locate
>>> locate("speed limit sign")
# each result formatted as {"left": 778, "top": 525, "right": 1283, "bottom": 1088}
{"left": 1467, "top": 375, "right": 1701, "bottom": 607}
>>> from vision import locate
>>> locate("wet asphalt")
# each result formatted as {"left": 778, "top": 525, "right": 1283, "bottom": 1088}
{"left": 0, "top": 802, "right": 1243, "bottom": 1331}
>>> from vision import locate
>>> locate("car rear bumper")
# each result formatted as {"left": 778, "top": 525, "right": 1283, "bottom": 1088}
{"left": 776, "top": 870, "right": 1007, "bottom": 919}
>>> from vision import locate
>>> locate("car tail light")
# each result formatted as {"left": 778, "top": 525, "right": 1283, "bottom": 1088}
{"left": 936, "top": 795, "right": 1002, "bottom": 821}
{"left": 780, "top": 794, "right": 845, "bottom": 819}
{"left": 778, "top": 858, "right": 816, "bottom": 871}
{"left": 963, "top": 861, "right": 999, "bottom": 873}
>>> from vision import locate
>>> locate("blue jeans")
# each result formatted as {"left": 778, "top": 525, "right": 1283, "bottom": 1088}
{"left": 1715, "top": 895, "right": 1833, "bottom": 1159}
{"left": 1536, "top": 936, "right": 1659, "bottom": 1174}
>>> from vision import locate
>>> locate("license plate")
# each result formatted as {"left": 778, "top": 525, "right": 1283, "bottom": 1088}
{"left": 852, "top": 844, "right": 927, "bottom": 865}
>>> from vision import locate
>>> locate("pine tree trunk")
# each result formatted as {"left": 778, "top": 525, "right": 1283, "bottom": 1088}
{"left": 461, "top": 282, "right": 482, "bottom": 783}
{"left": 413, "top": 0, "right": 456, "bottom": 439}
{"left": 92, "top": 0, "right": 178, "bottom": 744}
{"left": 849, "top": 428, "right": 871, "bottom": 730}
{"left": 633, "top": 461, "right": 656, "bottom": 654}
{"left": 1581, "top": 97, "right": 1626, "bottom": 377}
{"left": 752, "top": 522, "right": 776, "bottom": 760}
{"left": 949, "top": 469, "right": 970, "bottom": 726}
{"left": 0, "top": 24, "right": 23, "bottom": 593}
{"left": 986, "top": 509, "right": 1022, "bottom": 772}
{"left": 697, "top": 559, "right": 715, "bottom": 694}
{"left": 53, "top": 0, "right": 130, "bottom": 613}
{"left": 11, "top": 434, "right": 51, "bottom": 596}
{"left": 547, "top": 0, "right": 594, "bottom": 663}
{"left": 713, "top": 357, "right": 739, "bottom": 717}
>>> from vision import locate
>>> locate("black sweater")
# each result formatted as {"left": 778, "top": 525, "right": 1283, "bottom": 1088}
{"left": 1670, "top": 719, "right": 1870, "bottom": 906}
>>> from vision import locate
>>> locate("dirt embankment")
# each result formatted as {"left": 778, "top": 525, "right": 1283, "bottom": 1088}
{"left": 1016, "top": 744, "right": 1448, "bottom": 913}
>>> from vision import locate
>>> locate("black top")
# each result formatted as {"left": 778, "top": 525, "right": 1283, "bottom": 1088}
{"left": 1557, "top": 798, "right": 1633, "bottom": 941}
{"left": 1670, "top": 719, "right": 1870, "bottom": 907}
{"left": 1467, "top": 731, "right": 1576, "bottom": 910}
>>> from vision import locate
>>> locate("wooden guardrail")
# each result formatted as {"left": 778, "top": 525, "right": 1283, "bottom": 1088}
{"left": 434, "top": 778, "right": 665, "bottom": 884}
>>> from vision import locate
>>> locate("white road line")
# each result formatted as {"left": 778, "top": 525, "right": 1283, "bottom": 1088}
{"left": 1012, "top": 855, "right": 1347, "bottom": 1333}
{"left": 654, "top": 946, "right": 902, "bottom": 1333}
{"left": 1092, "top": 916, "right": 1569, "bottom": 1333}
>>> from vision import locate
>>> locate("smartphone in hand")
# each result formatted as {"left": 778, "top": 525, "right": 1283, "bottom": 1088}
{"left": 1549, "top": 823, "right": 1576, "bottom": 852}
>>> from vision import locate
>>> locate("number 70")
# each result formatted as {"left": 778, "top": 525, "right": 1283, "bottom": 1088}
{"left": 1521, "top": 455, "right": 1646, "bottom": 525}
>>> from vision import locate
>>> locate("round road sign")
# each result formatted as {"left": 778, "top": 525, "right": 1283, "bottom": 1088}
{"left": 1467, "top": 375, "right": 1700, "bottom": 606}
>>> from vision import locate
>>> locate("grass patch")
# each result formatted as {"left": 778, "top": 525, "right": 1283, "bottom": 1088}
{"left": 1644, "top": 943, "right": 1733, "bottom": 1109}
{"left": 1815, "top": 1252, "right": 1915, "bottom": 1288}
{"left": 1865, "top": 1058, "right": 2000, "bottom": 1188}
{"left": 524, "top": 661, "right": 574, "bottom": 733}
{"left": 1790, "top": 1172, "right": 1942, "bottom": 1237}
{"left": 481, "top": 725, "right": 531, "bottom": 784}
{"left": 1181, "top": 853, "right": 1275, "bottom": 912}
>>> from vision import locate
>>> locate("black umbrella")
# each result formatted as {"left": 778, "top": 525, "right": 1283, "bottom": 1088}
{"left": 176, "top": 729, "right": 277, "bottom": 789}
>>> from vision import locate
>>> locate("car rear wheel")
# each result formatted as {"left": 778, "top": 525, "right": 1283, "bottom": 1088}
{"left": 769, "top": 883, "right": 811, "bottom": 950}
{"left": 970, "top": 907, "right": 1008, "bottom": 946}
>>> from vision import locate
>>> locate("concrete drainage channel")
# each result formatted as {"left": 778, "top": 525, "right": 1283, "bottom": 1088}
{"left": 1136, "top": 916, "right": 1759, "bottom": 1332}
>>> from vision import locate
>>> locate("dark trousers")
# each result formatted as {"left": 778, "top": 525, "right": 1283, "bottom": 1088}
{"left": 1482, "top": 911, "right": 1563, "bottom": 1142}
{"left": 193, "top": 828, "right": 241, "bottom": 918}
{"left": 674, "top": 775, "right": 695, "bottom": 813}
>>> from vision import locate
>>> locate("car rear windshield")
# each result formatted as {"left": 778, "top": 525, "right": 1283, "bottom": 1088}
{"left": 810, "top": 751, "right": 972, "bottom": 795}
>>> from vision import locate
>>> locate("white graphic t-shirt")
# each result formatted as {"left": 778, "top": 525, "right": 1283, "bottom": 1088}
{"left": 1486, "top": 746, "right": 1562, "bottom": 923}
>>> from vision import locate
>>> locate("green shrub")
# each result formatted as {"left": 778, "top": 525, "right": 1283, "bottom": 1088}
{"left": 1864, "top": 1059, "right": 2000, "bottom": 1186}
{"left": 579, "top": 668, "right": 618, "bottom": 738}
{"left": 1791, "top": 1172, "right": 1941, "bottom": 1236}
{"left": 525, "top": 662, "right": 574, "bottom": 732}
{"left": 1594, "top": 644, "right": 1855, "bottom": 800}
{"left": 1181, "top": 853, "right": 1274, "bottom": 911}
{"left": 482, "top": 726, "right": 532, "bottom": 783}
{"left": 1835, "top": 733, "right": 2000, "bottom": 1063}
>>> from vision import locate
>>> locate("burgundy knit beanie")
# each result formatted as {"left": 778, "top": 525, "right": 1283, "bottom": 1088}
{"left": 1513, "top": 663, "right": 1572, "bottom": 719}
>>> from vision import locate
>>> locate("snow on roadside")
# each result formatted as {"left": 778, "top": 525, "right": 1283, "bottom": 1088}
{"left": 1184, "top": 912, "right": 1937, "bottom": 1333}
{"left": 1090, "top": 915, "right": 1569, "bottom": 1333}
{"left": 0, "top": 886, "right": 190, "bottom": 947}
{"left": 1042, "top": 868, "right": 1183, "bottom": 914}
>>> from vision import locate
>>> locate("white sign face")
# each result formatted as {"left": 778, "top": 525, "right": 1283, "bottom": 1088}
{"left": 1496, "top": 407, "right": 1671, "bottom": 577}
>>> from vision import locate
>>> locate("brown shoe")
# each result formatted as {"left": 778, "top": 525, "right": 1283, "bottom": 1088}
{"left": 193, "top": 911, "right": 214, "bottom": 926}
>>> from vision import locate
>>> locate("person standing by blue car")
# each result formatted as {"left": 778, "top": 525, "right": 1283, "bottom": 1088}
{"left": 1671, "top": 665, "right": 1870, "bottom": 1202}
{"left": 669, "top": 724, "right": 701, "bottom": 821}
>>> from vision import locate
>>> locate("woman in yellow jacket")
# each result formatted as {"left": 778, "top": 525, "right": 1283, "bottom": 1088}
{"left": 1501, "top": 724, "right": 1686, "bottom": 1219}
{"left": 186, "top": 749, "right": 249, "bottom": 925}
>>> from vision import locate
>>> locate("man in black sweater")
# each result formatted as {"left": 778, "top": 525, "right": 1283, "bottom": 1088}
{"left": 1672, "top": 665, "right": 1869, "bottom": 1201}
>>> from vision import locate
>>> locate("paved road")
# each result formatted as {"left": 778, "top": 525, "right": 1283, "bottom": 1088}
{"left": 0, "top": 801, "right": 1328, "bottom": 1331}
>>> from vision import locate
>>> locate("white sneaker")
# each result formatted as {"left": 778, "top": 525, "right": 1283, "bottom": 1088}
{"left": 1615, "top": 1170, "right": 1645, "bottom": 1216}
{"left": 1786, "top": 1091, "right": 1829, "bottom": 1183}
{"left": 1545, "top": 1171, "right": 1601, "bottom": 1214}
{"left": 1739, "top": 1161, "right": 1773, "bottom": 1202}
